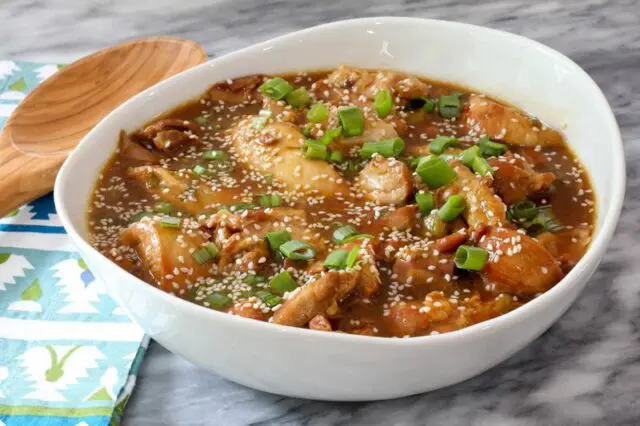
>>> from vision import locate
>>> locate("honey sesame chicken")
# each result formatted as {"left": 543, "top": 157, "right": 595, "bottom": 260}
{"left": 88, "top": 66, "right": 594, "bottom": 337}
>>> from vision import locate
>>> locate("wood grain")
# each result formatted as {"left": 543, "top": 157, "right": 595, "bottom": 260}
{"left": 0, "top": 36, "right": 207, "bottom": 217}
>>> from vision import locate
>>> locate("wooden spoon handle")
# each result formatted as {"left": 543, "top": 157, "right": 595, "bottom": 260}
{"left": 0, "top": 131, "right": 65, "bottom": 217}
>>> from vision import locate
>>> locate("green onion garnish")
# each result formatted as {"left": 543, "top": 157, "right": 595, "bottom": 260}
{"left": 374, "top": 89, "right": 393, "bottom": 117}
{"left": 340, "top": 234, "right": 374, "bottom": 244}
{"left": 203, "top": 150, "right": 229, "bottom": 161}
{"left": 472, "top": 156, "right": 494, "bottom": 176}
{"left": 195, "top": 116, "right": 208, "bottom": 125}
{"left": 279, "top": 240, "right": 316, "bottom": 261}
{"left": 285, "top": 87, "right": 311, "bottom": 108}
{"left": 522, "top": 205, "right": 563, "bottom": 234}
{"left": 333, "top": 225, "right": 356, "bottom": 244}
{"left": 307, "top": 103, "right": 329, "bottom": 123}
{"left": 510, "top": 200, "right": 538, "bottom": 220}
{"left": 265, "top": 230, "right": 291, "bottom": 251}
{"left": 245, "top": 274, "right": 266, "bottom": 285}
{"left": 454, "top": 245, "right": 488, "bottom": 271}
{"left": 153, "top": 202, "right": 174, "bottom": 214}
{"left": 270, "top": 271, "right": 298, "bottom": 294}
{"left": 259, "top": 194, "right": 283, "bottom": 208}
{"left": 423, "top": 98, "right": 436, "bottom": 112}
{"left": 438, "top": 195, "right": 466, "bottom": 222}
{"left": 461, "top": 146, "right": 481, "bottom": 168}
{"left": 429, "top": 136, "right": 459, "bottom": 155}
{"left": 337, "top": 106, "right": 365, "bottom": 137}
{"left": 416, "top": 156, "right": 457, "bottom": 188}
{"left": 192, "top": 164, "right": 207, "bottom": 175}
{"left": 360, "top": 137, "right": 405, "bottom": 159}
{"left": 255, "top": 290, "right": 282, "bottom": 307}
{"left": 191, "top": 247, "right": 213, "bottom": 265}
{"left": 205, "top": 293, "right": 232, "bottom": 309}
{"left": 304, "top": 140, "right": 328, "bottom": 160}
{"left": 204, "top": 243, "right": 219, "bottom": 258}
{"left": 438, "top": 94, "right": 462, "bottom": 118}
{"left": 319, "top": 127, "right": 342, "bottom": 145}
{"left": 478, "top": 136, "right": 508, "bottom": 157}
{"left": 160, "top": 216, "right": 181, "bottom": 228}
{"left": 258, "top": 77, "right": 293, "bottom": 100}
{"left": 324, "top": 250, "right": 349, "bottom": 270}
{"left": 415, "top": 192, "right": 435, "bottom": 215}
{"left": 346, "top": 245, "right": 360, "bottom": 269}
{"left": 329, "top": 150, "right": 344, "bottom": 163}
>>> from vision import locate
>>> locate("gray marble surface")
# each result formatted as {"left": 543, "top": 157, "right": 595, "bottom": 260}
{"left": 3, "top": 0, "right": 640, "bottom": 424}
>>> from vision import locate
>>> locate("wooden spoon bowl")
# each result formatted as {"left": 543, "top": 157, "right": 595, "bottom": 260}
{"left": 0, "top": 37, "right": 207, "bottom": 216}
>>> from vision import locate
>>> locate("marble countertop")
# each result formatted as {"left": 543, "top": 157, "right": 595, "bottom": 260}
{"left": 3, "top": 0, "right": 639, "bottom": 424}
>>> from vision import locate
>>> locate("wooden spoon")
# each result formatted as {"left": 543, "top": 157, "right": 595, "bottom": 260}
{"left": 0, "top": 36, "right": 207, "bottom": 217}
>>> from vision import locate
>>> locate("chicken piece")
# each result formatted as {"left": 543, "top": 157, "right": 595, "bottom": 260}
{"left": 118, "top": 130, "right": 161, "bottom": 164}
{"left": 488, "top": 152, "right": 555, "bottom": 204}
{"left": 339, "top": 240, "right": 381, "bottom": 297}
{"left": 433, "top": 230, "right": 467, "bottom": 253}
{"left": 327, "top": 66, "right": 429, "bottom": 101}
{"left": 309, "top": 314, "right": 332, "bottom": 331}
{"left": 355, "top": 156, "right": 413, "bottom": 205}
{"left": 440, "top": 161, "right": 507, "bottom": 240}
{"left": 262, "top": 97, "right": 301, "bottom": 123}
{"left": 375, "top": 205, "right": 420, "bottom": 232}
{"left": 230, "top": 120, "right": 349, "bottom": 197}
{"left": 208, "top": 75, "right": 263, "bottom": 104}
{"left": 271, "top": 271, "right": 359, "bottom": 327}
{"left": 386, "top": 292, "right": 464, "bottom": 336}
{"left": 228, "top": 303, "right": 266, "bottom": 321}
{"left": 120, "top": 218, "right": 211, "bottom": 293}
{"left": 137, "top": 118, "right": 200, "bottom": 152}
{"left": 465, "top": 95, "right": 563, "bottom": 147}
{"left": 204, "top": 207, "right": 325, "bottom": 272}
{"left": 478, "top": 227, "right": 563, "bottom": 295}
{"left": 392, "top": 242, "right": 455, "bottom": 291}
{"left": 536, "top": 228, "right": 591, "bottom": 271}
{"left": 127, "top": 166, "right": 238, "bottom": 215}
{"left": 337, "top": 118, "right": 399, "bottom": 147}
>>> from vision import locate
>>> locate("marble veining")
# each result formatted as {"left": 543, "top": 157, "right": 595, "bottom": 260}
{"left": 2, "top": 0, "right": 639, "bottom": 424}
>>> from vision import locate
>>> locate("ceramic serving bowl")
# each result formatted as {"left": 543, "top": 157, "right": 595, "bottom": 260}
{"left": 54, "top": 17, "right": 625, "bottom": 400}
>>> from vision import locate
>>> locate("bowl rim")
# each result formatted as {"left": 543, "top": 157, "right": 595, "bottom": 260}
{"left": 54, "top": 16, "right": 626, "bottom": 346}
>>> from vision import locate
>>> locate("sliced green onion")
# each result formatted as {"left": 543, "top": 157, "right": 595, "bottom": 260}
{"left": 265, "top": 230, "right": 291, "bottom": 251}
{"left": 415, "top": 192, "right": 435, "bottom": 215}
{"left": 307, "top": 103, "right": 329, "bottom": 123}
{"left": 259, "top": 194, "right": 283, "bottom": 208}
{"left": 153, "top": 202, "right": 174, "bottom": 214}
{"left": 302, "top": 125, "right": 312, "bottom": 138}
{"left": 270, "top": 271, "right": 297, "bottom": 294}
{"left": 319, "top": 127, "right": 342, "bottom": 145}
{"left": 438, "top": 94, "right": 462, "bottom": 118}
{"left": 130, "top": 211, "right": 153, "bottom": 223}
{"left": 429, "top": 136, "right": 459, "bottom": 155}
{"left": 337, "top": 106, "right": 365, "bottom": 137}
{"left": 324, "top": 250, "right": 349, "bottom": 270}
{"left": 523, "top": 205, "right": 563, "bottom": 233}
{"left": 511, "top": 200, "right": 538, "bottom": 220}
{"left": 361, "top": 137, "right": 405, "bottom": 159}
{"left": 333, "top": 225, "right": 356, "bottom": 244}
{"left": 258, "top": 77, "right": 293, "bottom": 100}
{"left": 279, "top": 240, "right": 316, "bottom": 260}
{"left": 340, "top": 233, "right": 374, "bottom": 244}
{"left": 303, "top": 140, "right": 328, "bottom": 160}
{"left": 461, "top": 146, "right": 481, "bottom": 168}
{"left": 454, "top": 245, "right": 488, "bottom": 271}
{"left": 285, "top": 87, "right": 311, "bottom": 108}
{"left": 472, "top": 156, "right": 494, "bottom": 176}
{"left": 160, "top": 216, "right": 181, "bottom": 228}
{"left": 374, "top": 89, "right": 393, "bottom": 117}
{"left": 203, "top": 150, "right": 229, "bottom": 161}
{"left": 416, "top": 156, "right": 457, "bottom": 188}
{"left": 346, "top": 245, "right": 360, "bottom": 269}
{"left": 329, "top": 150, "right": 344, "bottom": 163}
{"left": 195, "top": 116, "right": 208, "bottom": 125}
{"left": 255, "top": 290, "right": 282, "bottom": 307}
{"left": 204, "top": 243, "right": 219, "bottom": 258}
{"left": 423, "top": 98, "right": 436, "bottom": 112}
{"left": 191, "top": 247, "right": 213, "bottom": 265}
{"left": 478, "top": 136, "right": 508, "bottom": 157}
{"left": 192, "top": 164, "right": 208, "bottom": 175}
{"left": 438, "top": 195, "right": 466, "bottom": 222}
{"left": 245, "top": 274, "right": 266, "bottom": 285}
{"left": 205, "top": 293, "right": 232, "bottom": 309}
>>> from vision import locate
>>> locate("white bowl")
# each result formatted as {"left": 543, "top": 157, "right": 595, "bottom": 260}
{"left": 54, "top": 17, "right": 625, "bottom": 401}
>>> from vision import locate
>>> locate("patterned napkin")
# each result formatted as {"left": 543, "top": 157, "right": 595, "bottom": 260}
{"left": 0, "top": 61, "right": 148, "bottom": 426}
